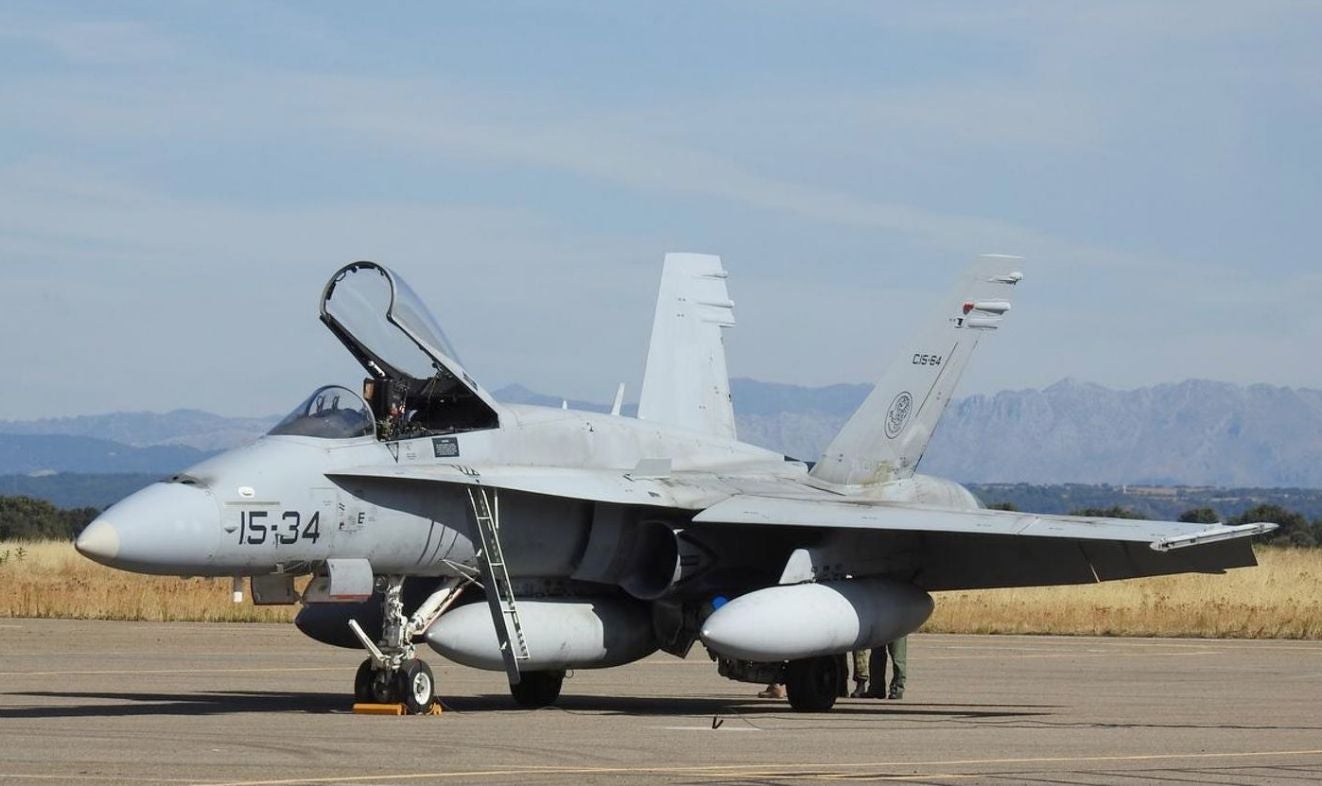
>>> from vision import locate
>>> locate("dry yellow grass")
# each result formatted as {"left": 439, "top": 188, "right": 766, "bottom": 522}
{"left": 926, "top": 547, "right": 1322, "bottom": 639}
{"left": 0, "top": 541, "right": 297, "bottom": 622}
{"left": 2, "top": 541, "right": 1319, "bottom": 638}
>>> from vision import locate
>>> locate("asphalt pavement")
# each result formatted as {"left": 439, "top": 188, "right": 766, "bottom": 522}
{"left": 2, "top": 619, "right": 1320, "bottom": 785}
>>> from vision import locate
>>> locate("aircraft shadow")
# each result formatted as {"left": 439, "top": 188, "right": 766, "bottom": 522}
{"left": 449, "top": 693, "right": 1057, "bottom": 721}
{"left": 0, "top": 690, "right": 345, "bottom": 719}
{"left": 2, "top": 689, "right": 1056, "bottom": 721}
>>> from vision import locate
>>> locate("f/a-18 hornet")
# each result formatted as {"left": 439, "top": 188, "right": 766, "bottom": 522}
{"left": 77, "top": 256, "right": 1275, "bottom": 713}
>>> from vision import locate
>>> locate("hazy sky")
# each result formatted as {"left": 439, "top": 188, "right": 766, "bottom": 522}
{"left": 2, "top": 2, "right": 1319, "bottom": 419}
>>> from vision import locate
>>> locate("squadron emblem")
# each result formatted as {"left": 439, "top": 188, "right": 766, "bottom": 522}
{"left": 884, "top": 391, "right": 914, "bottom": 439}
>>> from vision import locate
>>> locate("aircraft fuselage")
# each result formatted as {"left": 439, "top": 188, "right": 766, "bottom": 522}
{"left": 77, "top": 403, "right": 803, "bottom": 579}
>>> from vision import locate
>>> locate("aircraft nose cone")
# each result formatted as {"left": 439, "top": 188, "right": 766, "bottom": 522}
{"left": 74, "top": 519, "right": 120, "bottom": 563}
{"left": 76, "top": 482, "right": 221, "bottom": 574}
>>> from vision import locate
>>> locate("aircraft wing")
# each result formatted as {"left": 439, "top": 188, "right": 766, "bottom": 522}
{"left": 326, "top": 463, "right": 746, "bottom": 509}
{"left": 692, "top": 494, "right": 1275, "bottom": 590}
{"left": 693, "top": 494, "right": 1271, "bottom": 550}
{"left": 328, "top": 465, "right": 1274, "bottom": 590}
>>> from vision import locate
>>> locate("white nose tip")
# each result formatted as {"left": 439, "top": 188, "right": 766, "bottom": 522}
{"left": 75, "top": 520, "right": 121, "bottom": 563}
{"left": 73, "top": 482, "right": 221, "bottom": 574}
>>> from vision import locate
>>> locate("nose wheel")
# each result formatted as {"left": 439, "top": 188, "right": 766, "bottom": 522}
{"left": 354, "top": 658, "right": 397, "bottom": 704}
{"left": 353, "top": 657, "right": 435, "bottom": 712}
{"left": 398, "top": 659, "right": 435, "bottom": 714}
{"left": 354, "top": 658, "right": 384, "bottom": 702}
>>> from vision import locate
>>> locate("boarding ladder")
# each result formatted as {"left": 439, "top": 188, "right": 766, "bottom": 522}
{"left": 466, "top": 485, "right": 531, "bottom": 684}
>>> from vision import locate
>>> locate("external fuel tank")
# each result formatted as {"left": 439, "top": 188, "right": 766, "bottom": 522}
{"left": 426, "top": 597, "right": 658, "bottom": 671}
{"left": 699, "top": 578, "right": 934, "bottom": 661}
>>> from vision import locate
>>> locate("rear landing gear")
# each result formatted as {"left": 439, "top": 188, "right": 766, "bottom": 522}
{"left": 509, "top": 670, "right": 564, "bottom": 708}
{"left": 784, "top": 655, "right": 843, "bottom": 712}
{"left": 348, "top": 575, "right": 465, "bottom": 714}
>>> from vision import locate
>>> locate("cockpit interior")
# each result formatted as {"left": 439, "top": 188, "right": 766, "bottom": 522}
{"left": 269, "top": 385, "right": 376, "bottom": 440}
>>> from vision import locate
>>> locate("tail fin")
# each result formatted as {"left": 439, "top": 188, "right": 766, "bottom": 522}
{"left": 637, "top": 253, "right": 738, "bottom": 439}
{"left": 810, "top": 256, "right": 1024, "bottom": 486}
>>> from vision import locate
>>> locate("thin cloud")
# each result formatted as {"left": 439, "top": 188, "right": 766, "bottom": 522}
{"left": 0, "top": 4, "right": 1317, "bottom": 417}
{"left": 0, "top": 19, "right": 178, "bottom": 64}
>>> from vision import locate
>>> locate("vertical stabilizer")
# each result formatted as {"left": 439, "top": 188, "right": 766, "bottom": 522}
{"left": 811, "top": 256, "right": 1024, "bottom": 486}
{"left": 638, "top": 253, "right": 738, "bottom": 439}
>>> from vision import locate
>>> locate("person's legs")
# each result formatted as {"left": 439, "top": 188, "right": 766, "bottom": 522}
{"left": 887, "top": 637, "right": 907, "bottom": 699}
{"left": 865, "top": 647, "right": 887, "bottom": 698}
{"left": 850, "top": 650, "right": 870, "bottom": 697}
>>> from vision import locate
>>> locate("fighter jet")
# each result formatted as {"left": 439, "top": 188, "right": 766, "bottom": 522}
{"left": 75, "top": 256, "right": 1276, "bottom": 713}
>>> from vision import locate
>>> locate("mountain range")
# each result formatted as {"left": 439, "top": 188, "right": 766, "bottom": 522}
{"left": 0, "top": 409, "right": 279, "bottom": 453}
{"left": 2, "top": 378, "right": 1321, "bottom": 488}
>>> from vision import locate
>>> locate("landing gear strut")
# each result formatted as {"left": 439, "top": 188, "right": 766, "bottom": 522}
{"left": 348, "top": 575, "right": 465, "bottom": 714}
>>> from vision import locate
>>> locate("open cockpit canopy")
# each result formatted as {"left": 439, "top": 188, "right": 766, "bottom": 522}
{"left": 319, "top": 261, "right": 500, "bottom": 440}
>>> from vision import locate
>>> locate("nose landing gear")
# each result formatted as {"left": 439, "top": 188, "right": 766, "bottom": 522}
{"left": 353, "top": 655, "right": 435, "bottom": 705}
{"left": 348, "top": 574, "right": 465, "bottom": 715}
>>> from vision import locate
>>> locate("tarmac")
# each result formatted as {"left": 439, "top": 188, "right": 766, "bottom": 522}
{"left": 2, "top": 619, "right": 1321, "bottom": 786}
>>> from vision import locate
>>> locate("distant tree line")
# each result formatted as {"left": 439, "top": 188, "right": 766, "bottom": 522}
{"left": 986, "top": 501, "right": 1320, "bottom": 547}
{"left": 971, "top": 482, "right": 1322, "bottom": 525}
{"left": 0, "top": 496, "right": 99, "bottom": 541}
{"left": 0, "top": 473, "right": 156, "bottom": 510}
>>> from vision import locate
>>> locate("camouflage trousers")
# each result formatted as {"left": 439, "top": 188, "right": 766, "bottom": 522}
{"left": 851, "top": 637, "right": 907, "bottom": 689}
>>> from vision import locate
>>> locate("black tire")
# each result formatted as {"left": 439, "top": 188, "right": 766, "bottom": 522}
{"left": 396, "top": 659, "right": 435, "bottom": 715}
{"left": 369, "top": 666, "right": 398, "bottom": 704}
{"left": 785, "top": 655, "right": 841, "bottom": 712}
{"left": 353, "top": 659, "right": 375, "bottom": 703}
{"left": 509, "top": 670, "right": 564, "bottom": 708}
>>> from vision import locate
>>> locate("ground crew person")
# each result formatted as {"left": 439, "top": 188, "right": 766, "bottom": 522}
{"left": 872, "top": 636, "right": 907, "bottom": 699}
{"left": 850, "top": 649, "right": 870, "bottom": 697}
{"left": 852, "top": 637, "right": 908, "bottom": 699}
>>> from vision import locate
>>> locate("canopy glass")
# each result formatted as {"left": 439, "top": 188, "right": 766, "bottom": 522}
{"left": 319, "top": 262, "right": 499, "bottom": 439}
{"left": 268, "top": 385, "right": 374, "bottom": 439}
